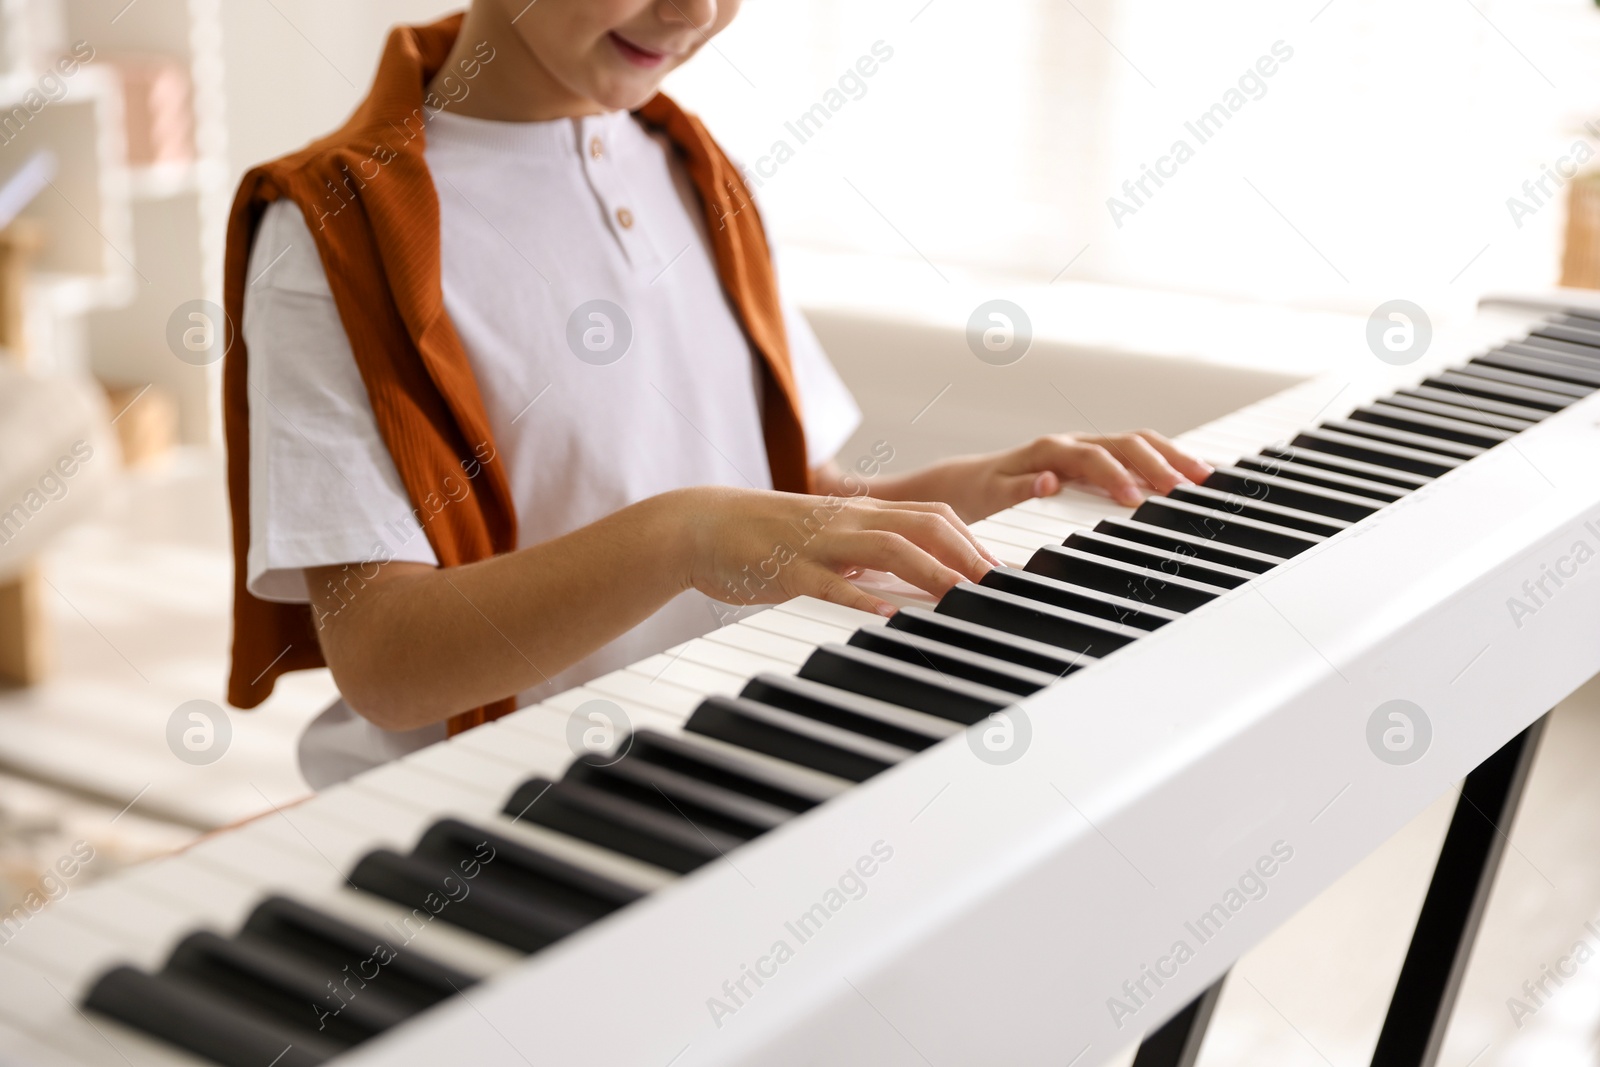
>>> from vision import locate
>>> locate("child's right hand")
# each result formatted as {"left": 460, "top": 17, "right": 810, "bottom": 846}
{"left": 667, "top": 486, "right": 998, "bottom": 618}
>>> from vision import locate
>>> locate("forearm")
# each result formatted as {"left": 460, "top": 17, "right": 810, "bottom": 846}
{"left": 312, "top": 492, "right": 692, "bottom": 730}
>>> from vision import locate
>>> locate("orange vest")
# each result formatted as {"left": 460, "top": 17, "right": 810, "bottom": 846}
{"left": 222, "top": 14, "right": 808, "bottom": 734}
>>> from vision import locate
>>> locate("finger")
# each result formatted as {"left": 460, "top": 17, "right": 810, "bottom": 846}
{"left": 823, "top": 530, "right": 969, "bottom": 600}
{"left": 1097, "top": 434, "right": 1187, "bottom": 494}
{"left": 874, "top": 499, "right": 1002, "bottom": 567}
{"left": 1135, "top": 429, "right": 1214, "bottom": 483}
{"left": 791, "top": 563, "right": 895, "bottom": 618}
{"left": 1030, "top": 438, "right": 1143, "bottom": 506}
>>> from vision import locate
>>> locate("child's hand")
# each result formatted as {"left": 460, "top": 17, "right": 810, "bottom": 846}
{"left": 672, "top": 486, "right": 999, "bottom": 618}
{"left": 873, "top": 430, "right": 1214, "bottom": 523}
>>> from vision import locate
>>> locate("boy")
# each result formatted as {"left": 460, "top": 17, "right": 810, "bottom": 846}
{"left": 226, "top": 0, "right": 1209, "bottom": 776}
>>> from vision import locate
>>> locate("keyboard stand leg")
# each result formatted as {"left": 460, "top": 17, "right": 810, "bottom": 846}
{"left": 1370, "top": 713, "right": 1548, "bottom": 1067}
{"left": 1129, "top": 976, "right": 1225, "bottom": 1067}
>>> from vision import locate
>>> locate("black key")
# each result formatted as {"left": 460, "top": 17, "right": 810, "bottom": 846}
{"left": 1289, "top": 428, "right": 1461, "bottom": 478}
{"left": 350, "top": 848, "right": 597, "bottom": 949}
{"left": 241, "top": 896, "right": 472, "bottom": 1010}
{"left": 1554, "top": 309, "right": 1600, "bottom": 330}
{"left": 800, "top": 642, "right": 1017, "bottom": 724}
{"left": 503, "top": 778, "right": 739, "bottom": 875}
{"left": 1025, "top": 543, "right": 1227, "bottom": 611}
{"left": 1427, "top": 370, "right": 1576, "bottom": 412}
{"left": 1346, "top": 402, "right": 1512, "bottom": 448}
{"left": 888, "top": 605, "right": 1098, "bottom": 674}
{"left": 981, "top": 566, "right": 1181, "bottom": 629}
{"left": 1062, "top": 529, "right": 1255, "bottom": 588}
{"left": 1532, "top": 321, "right": 1600, "bottom": 350}
{"left": 1383, "top": 390, "right": 1539, "bottom": 432}
{"left": 1449, "top": 363, "right": 1590, "bottom": 400}
{"left": 744, "top": 670, "right": 964, "bottom": 746}
{"left": 564, "top": 754, "right": 791, "bottom": 838}
{"left": 87, "top": 966, "right": 340, "bottom": 1066}
{"left": 1203, "top": 465, "right": 1386, "bottom": 520}
{"left": 845, "top": 627, "right": 1058, "bottom": 695}
{"left": 1130, "top": 497, "right": 1324, "bottom": 558}
{"left": 1093, "top": 517, "right": 1285, "bottom": 572}
{"left": 415, "top": 819, "right": 642, "bottom": 914}
{"left": 629, "top": 728, "right": 843, "bottom": 810}
{"left": 687, "top": 695, "right": 912, "bottom": 782}
{"left": 1257, "top": 445, "right": 1431, "bottom": 490}
{"left": 1318, "top": 419, "right": 1484, "bottom": 460}
{"left": 1502, "top": 340, "right": 1600, "bottom": 368}
{"left": 165, "top": 930, "right": 409, "bottom": 1039}
{"left": 1168, "top": 483, "right": 1354, "bottom": 536}
{"left": 1237, "top": 454, "right": 1407, "bottom": 502}
{"left": 937, "top": 582, "right": 1142, "bottom": 656}
{"left": 1475, "top": 349, "right": 1600, "bottom": 388}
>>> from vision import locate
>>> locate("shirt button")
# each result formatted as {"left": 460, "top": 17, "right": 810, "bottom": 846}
{"left": 589, "top": 137, "right": 604, "bottom": 160}
{"left": 615, "top": 207, "right": 634, "bottom": 229}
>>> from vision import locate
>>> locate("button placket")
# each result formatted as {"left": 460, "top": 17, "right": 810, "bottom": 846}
{"left": 579, "top": 114, "right": 659, "bottom": 272}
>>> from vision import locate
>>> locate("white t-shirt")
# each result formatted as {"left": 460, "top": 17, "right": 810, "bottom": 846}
{"left": 243, "top": 108, "right": 859, "bottom": 768}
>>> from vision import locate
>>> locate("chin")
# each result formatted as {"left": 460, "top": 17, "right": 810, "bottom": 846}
{"left": 590, "top": 78, "right": 666, "bottom": 112}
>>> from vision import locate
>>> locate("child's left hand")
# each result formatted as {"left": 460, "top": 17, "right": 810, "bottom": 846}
{"left": 834, "top": 430, "right": 1214, "bottom": 524}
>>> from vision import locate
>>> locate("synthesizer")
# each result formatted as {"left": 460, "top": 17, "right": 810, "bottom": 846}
{"left": 2, "top": 292, "right": 1599, "bottom": 1066}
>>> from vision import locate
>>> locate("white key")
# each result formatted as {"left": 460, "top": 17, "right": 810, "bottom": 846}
{"left": 670, "top": 636, "right": 795, "bottom": 679}
{"left": 965, "top": 522, "right": 1041, "bottom": 566}
{"left": 742, "top": 606, "right": 852, "bottom": 646}
{"left": 0, "top": 955, "right": 207, "bottom": 1066}
{"left": 986, "top": 506, "right": 1080, "bottom": 539}
{"left": 702, "top": 621, "right": 813, "bottom": 665}
{"left": 351, "top": 763, "right": 504, "bottom": 820}
{"left": 1017, "top": 493, "right": 1128, "bottom": 526}
{"left": 536, "top": 685, "right": 686, "bottom": 734}
{"left": 449, "top": 719, "right": 576, "bottom": 770}
{"left": 585, "top": 668, "right": 704, "bottom": 719}
{"left": 627, "top": 653, "right": 745, "bottom": 696}
{"left": 400, "top": 742, "right": 541, "bottom": 800}
{"left": 774, "top": 595, "right": 886, "bottom": 630}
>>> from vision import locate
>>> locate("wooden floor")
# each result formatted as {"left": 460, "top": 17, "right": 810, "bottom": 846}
{"left": 0, "top": 448, "right": 1595, "bottom": 1065}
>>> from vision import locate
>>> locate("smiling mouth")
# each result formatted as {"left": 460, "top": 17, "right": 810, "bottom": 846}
{"left": 609, "top": 32, "right": 671, "bottom": 68}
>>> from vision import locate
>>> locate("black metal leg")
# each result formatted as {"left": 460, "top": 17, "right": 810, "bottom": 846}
{"left": 1130, "top": 976, "right": 1225, "bottom": 1067}
{"left": 1370, "top": 714, "right": 1548, "bottom": 1067}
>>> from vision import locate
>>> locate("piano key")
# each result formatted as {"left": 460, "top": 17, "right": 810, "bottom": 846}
{"left": 981, "top": 505, "right": 1079, "bottom": 540}
{"left": 1090, "top": 517, "right": 1284, "bottom": 572}
{"left": 741, "top": 671, "right": 963, "bottom": 747}
{"left": 1128, "top": 497, "right": 1325, "bottom": 558}
{"left": 937, "top": 582, "right": 1142, "bottom": 656}
{"left": 500, "top": 776, "right": 739, "bottom": 875}
{"left": 969, "top": 519, "right": 1058, "bottom": 562}
{"left": 668, "top": 635, "right": 799, "bottom": 680}
{"left": 86, "top": 966, "right": 343, "bottom": 1066}
{"left": 1061, "top": 529, "right": 1256, "bottom": 588}
{"left": 701, "top": 621, "right": 815, "bottom": 666}
{"left": 1023, "top": 544, "right": 1228, "bottom": 612}
{"left": 534, "top": 684, "right": 686, "bottom": 734}
{"left": 162, "top": 929, "right": 410, "bottom": 1039}
{"left": 626, "top": 653, "right": 746, "bottom": 697}
{"left": 1381, "top": 389, "right": 1539, "bottom": 431}
{"left": 241, "top": 894, "right": 473, "bottom": 1005}
{"left": 886, "top": 604, "right": 1097, "bottom": 676}
{"left": 351, "top": 762, "right": 507, "bottom": 820}
{"left": 774, "top": 595, "right": 890, "bottom": 631}
{"left": 448, "top": 719, "right": 580, "bottom": 773}
{"left": 1201, "top": 465, "right": 1387, "bottom": 520}
{"left": 1317, "top": 418, "right": 1484, "bottom": 460}
{"left": 1475, "top": 348, "right": 1600, "bottom": 388}
{"left": 400, "top": 742, "right": 549, "bottom": 799}
{"left": 981, "top": 565, "right": 1181, "bottom": 629}
{"left": 562, "top": 753, "right": 793, "bottom": 837}
{"left": 1257, "top": 445, "right": 1431, "bottom": 490}
{"left": 414, "top": 818, "right": 645, "bottom": 914}
{"left": 1288, "top": 428, "right": 1462, "bottom": 478}
{"left": 1531, "top": 320, "right": 1600, "bottom": 349}
{"left": 1167, "top": 484, "right": 1353, "bottom": 536}
{"left": 1345, "top": 402, "right": 1513, "bottom": 448}
{"left": 798, "top": 642, "right": 1018, "bottom": 725}
{"left": 742, "top": 607, "right": 855, "bottom": 647}
{"left": 1017, "top": 492, "right": 1130, "bottom": 528}
{"left": 1501, "top": 339, "right": 1600, "bottom": 369}
{"left": 1426, "top": 369, "right": 1577, "bottom": 412}
{"left": 1447, "top": 363, "right": 1589, "bottom": 400}
{"left": 685, "top": 695, "right": 914, "bottom": 782}
{"left": 627, "top": 728, "right": 850, "bottom": 808}
{"left": 845, "top": 625, "right": 1061, "bottom": 694}
{"left": 584, "top": 669, "right": 705, "bottom": 720}
{"left": 1233, "top": 455, "right": 1406, "bottom": 505}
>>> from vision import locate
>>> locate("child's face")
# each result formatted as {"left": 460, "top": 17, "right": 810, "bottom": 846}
{"left": 499, "top": 0, "right": 743, "bottom": 111}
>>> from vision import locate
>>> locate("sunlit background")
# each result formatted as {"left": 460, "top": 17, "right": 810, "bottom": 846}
{"left": 0, "top": 1, "right": 1598, "bottom": 1064}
